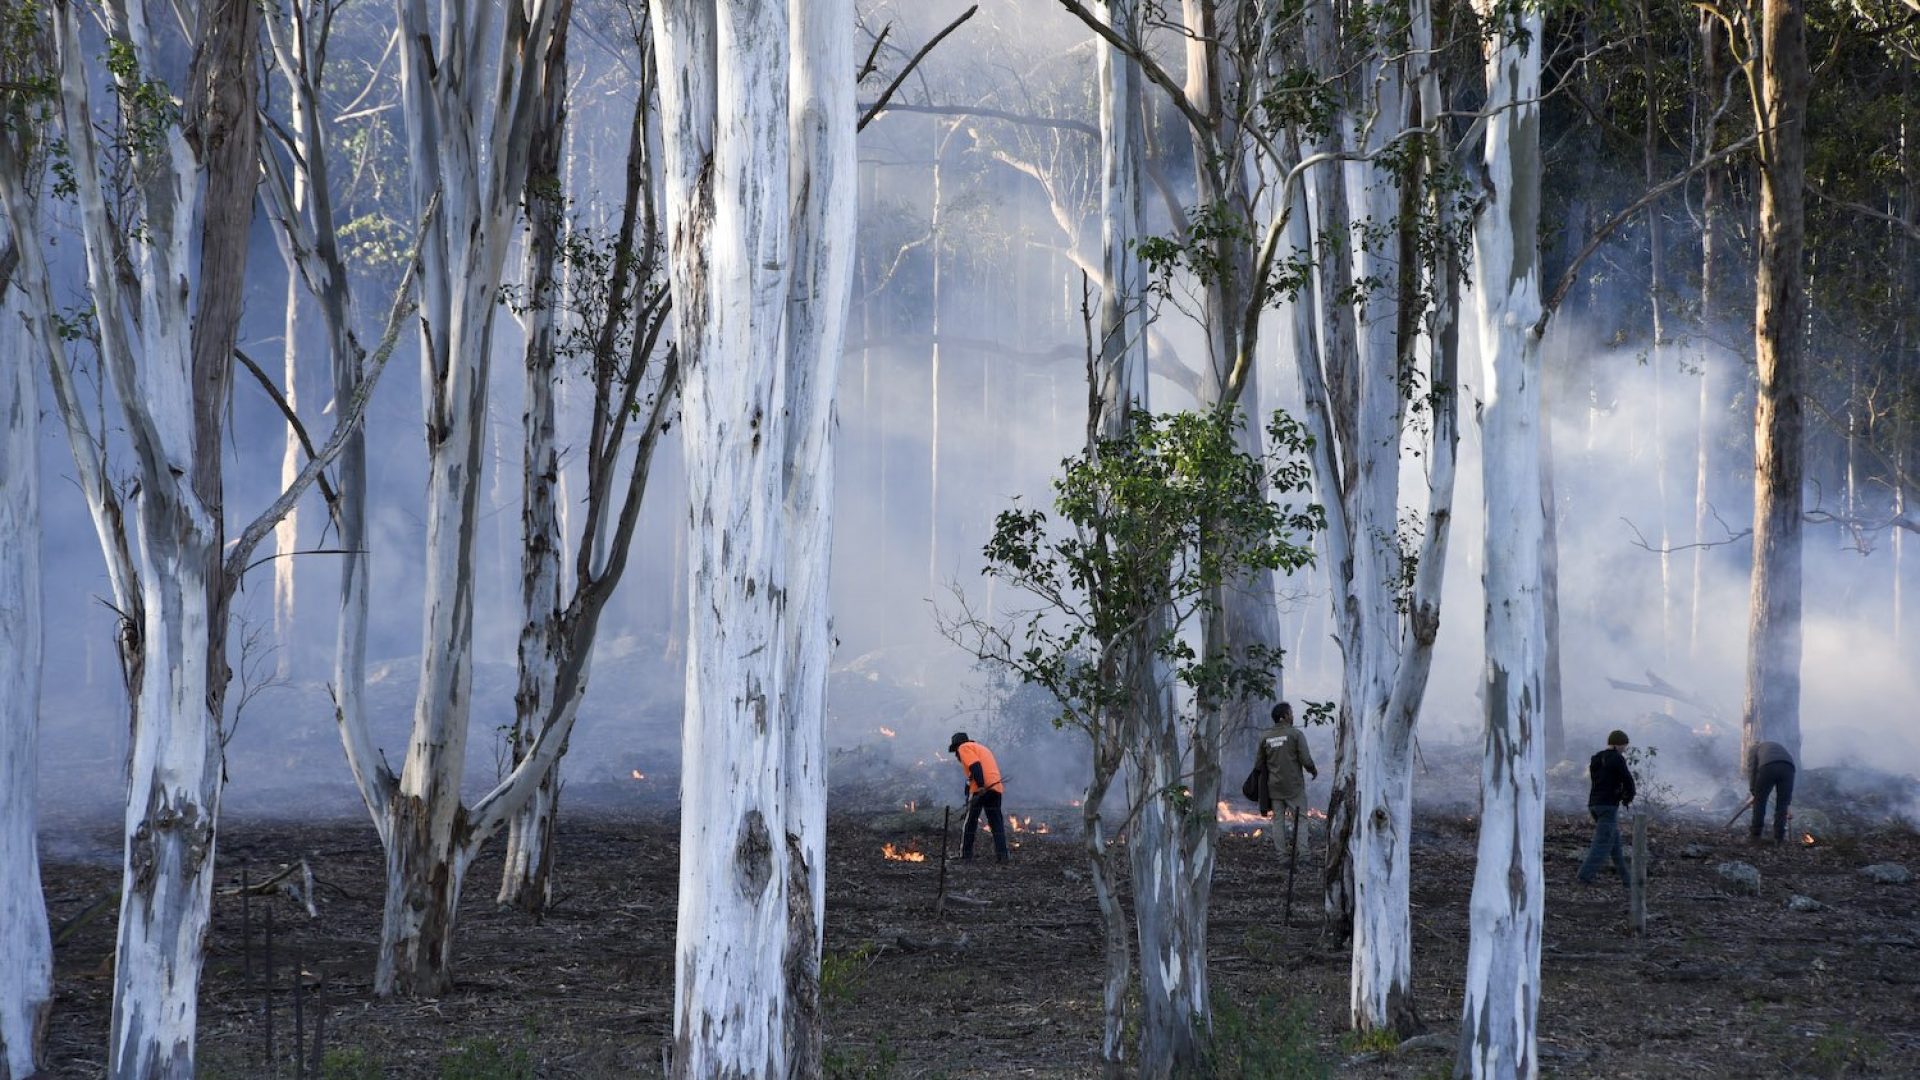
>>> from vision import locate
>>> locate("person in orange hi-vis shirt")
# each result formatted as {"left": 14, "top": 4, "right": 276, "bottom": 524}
{"left": 948, "top": 732, "right": 1008, "bottom": 863}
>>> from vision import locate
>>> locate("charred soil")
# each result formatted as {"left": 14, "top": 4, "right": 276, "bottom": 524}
{"left": 36, "top": 805, "right": 1920, "bottom": 1078}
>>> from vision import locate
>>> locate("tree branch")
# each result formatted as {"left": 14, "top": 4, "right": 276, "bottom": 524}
{"left": 232, "top": 347, "right": 342, "bottom": 519}
{"left": 1534, "top": 131, "right": 1760, "bottom": 337}
{"left": 224, "top": 195, "right": 439, "bottom": 587}
{"left": 857, "top": 5, "right": 980, "bottom": 133}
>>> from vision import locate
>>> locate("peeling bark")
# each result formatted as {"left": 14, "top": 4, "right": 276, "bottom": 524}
{"left": 0, "top": 229, "right": 51, "bottom": 1080}
{"left": 1455, "top": 6, "right": 1547, "bottom": 1074}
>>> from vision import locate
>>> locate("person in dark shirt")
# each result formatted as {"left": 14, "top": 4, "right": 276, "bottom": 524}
{"left": 1746, "top": 740, "right": 1797, "bottom": 843}
{"left": 1577, "top": 729, "right": 1637, "bottom": 886}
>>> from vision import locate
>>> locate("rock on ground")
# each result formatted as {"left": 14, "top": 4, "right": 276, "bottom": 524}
{"left": 1860, "top": 863, "right": 1910, "bottom": 885}
{"left": 1785, "top": 893, "right": 1824, "bottom": 912}
{"left": 1717, "top": 860, "right": 1761, "bottom": 894}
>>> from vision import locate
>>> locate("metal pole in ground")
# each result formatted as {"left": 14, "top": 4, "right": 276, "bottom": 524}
{"left": 1629, "top": 812, "right": 1649, "bottom": 934}
{"left": 935, "top": 805, "right": 951, "bottom": 915}
{"left": 264, "top": 906, "right": 276, "bottom": 1069}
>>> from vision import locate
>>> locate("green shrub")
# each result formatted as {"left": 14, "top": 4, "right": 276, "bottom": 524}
{"left": 322, "top": 1046, "right": 386, "bottom": 1080}
{"left": 438, "top": 1035, "right": 535, "bottom": 1080}
{"left": 824, "top": 1033, "right": 899, "bottom": 1080}
{"left": 1201, "top": 993, "right": 1329, "bottom": 1079}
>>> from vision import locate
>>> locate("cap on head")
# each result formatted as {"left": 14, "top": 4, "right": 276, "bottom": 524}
{"left": 1271, "top": 702, "right": 1293, "bottom": 723}
{"left": 1607, "top": 729, "right": 1630, "bottom": 747}
{"left": 949, "top": 732, "right": 970, "bottom": 753}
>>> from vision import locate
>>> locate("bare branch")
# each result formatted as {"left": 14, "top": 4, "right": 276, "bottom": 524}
{"left": 232, "top": 347, "right": 342, "bottom": 519}
{"left": 224, "top": 195, "right": 439, "bottom": 587}
{"left": 857, "top": 5, "right": 980, "bottom": 133}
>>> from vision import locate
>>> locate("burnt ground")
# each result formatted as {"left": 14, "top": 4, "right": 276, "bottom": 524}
{"left": 35, "top": 803, "right": 1920, "bottom": 1079}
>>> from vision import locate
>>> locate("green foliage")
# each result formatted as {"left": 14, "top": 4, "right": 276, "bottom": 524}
{"left": 824, "top": 1034, "right": 899, "bottom": 1080}
{"left": 1338, "top": 1027, "right": 1400, "bottom": 1055}
{"left": 1803, "top": 1023, "right": 1886, "bottom": 1079}
{"left": 1622, "top": 744, "right": 1677, "bottom": 817}
{"left": 438, "top": 1035, "right": 535, "bottom": 1080}
{"left": 1203, "top": 993, "right": 1330, "bottom": 1080}
{"left": 322, "top": 1046, "right": 386, "bottom": 1080}
{"left": 970, "top": 407, "right": 1321, "bottom": 737}
{"left": 103, "top": 37, "right": 177, "bottom": 158}
{"left": 820, "top": 942, "right": 878, "bottom": 1007}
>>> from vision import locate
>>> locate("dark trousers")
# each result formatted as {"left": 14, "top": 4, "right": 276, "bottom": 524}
{"left": 963, "top": 789, "right": 1007, "bottom": 860}
{"left": 1578, "top": 804, "right": 1628, "bottom": 884}
{"left": 1751, "top": 761, "right": 1796, "bottom": 840}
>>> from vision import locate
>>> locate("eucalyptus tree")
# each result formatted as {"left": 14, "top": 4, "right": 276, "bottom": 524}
{"left": 1732, "top": 0, "right": 1810, "bottom": 762}
{"left": 948, "top": 409, "right": 1319, "bottom": 1079}
{"left": 498, "top": 11, "right": 680, "bottom": 915}
{"left": 648, "top": 0, "right": 854, "bottom": 1072}
{"left": 0, "top": 232, "right": 47, "bottom": 1080}
{"left": 0, "top": 0, "right": 405, "bottom": 1069}
{"left": 0, "top": 15, "right": 50, "bottom": 1074}
{"left": 1455, "top": 1, "right": 1548, "bottom": 1073}
{"left": 274, "top": 0, "right": 574, "bottom": 997}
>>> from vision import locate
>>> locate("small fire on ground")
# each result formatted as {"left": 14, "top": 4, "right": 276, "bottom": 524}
{"left": 878, "top": 726, "right": 897, "bottom": 738}
{"left": 1216, "top": 801, "right": 1326, "bottom": 834}
{"left": 629, "top": 770, "right": 647, "bottom": 781}
{"left": 1802, "top": 833, "right": 1817, "bottom": 847}
{"left": 881, "top": 842, "right": 926, "bottom": 862}
{"left": 1008, "top": 815, "right": 1051, "bottom": 835}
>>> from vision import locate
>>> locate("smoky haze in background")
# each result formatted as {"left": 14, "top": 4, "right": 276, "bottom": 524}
{"left": 32, "top": 0, "right": 1917, "bottom": 837}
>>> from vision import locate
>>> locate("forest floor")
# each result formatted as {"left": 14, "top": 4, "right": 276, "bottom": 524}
{"left": 36, "top": 797, "right": 1920, "bottom": 1079}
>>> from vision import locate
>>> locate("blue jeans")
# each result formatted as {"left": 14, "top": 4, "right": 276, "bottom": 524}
{"left": 1578, "top": 804, "right": 1628, "bottom": 884}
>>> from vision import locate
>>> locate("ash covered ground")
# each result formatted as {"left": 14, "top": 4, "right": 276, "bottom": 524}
{"left": 36, "top": 746, "right": 1920, "bottom": 1078}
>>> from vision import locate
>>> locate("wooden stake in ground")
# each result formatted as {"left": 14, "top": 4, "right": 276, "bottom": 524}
{"left": 935, "top": 805, "right": 951, "bottom": 915}
{"left": 1629, "top": 813, "right": 1649, "bottom": 934}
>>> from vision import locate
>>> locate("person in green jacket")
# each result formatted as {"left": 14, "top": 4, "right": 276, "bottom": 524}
{"left": 1256, "top": 702, "right": 1317, "bottom": 857}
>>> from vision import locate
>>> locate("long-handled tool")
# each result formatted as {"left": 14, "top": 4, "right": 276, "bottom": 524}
{"left": 1282, "top": 807, "right": 1302, "bottom": 928}
{"left": 1723, "top": 793, "right": 1755, "bottom": 830}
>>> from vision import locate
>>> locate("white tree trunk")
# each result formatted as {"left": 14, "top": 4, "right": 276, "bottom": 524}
{"left": 1345, "top": 43, "right": 1420, "bottom": 1035}
{"left": 781, "top": 0, "right": 854, "bottom": 1070}
{"left": 0, "top": 251, "right": 51, "bottom": 1080}
{"left": 652, "top": 1, "right": 796, "bottom": 1073}
{"left": 1455, "top": 7, "right": 1547, "bottom": 1075}
{"left": 52, "top": 1, "right": 256, "bottom": 1069}
{"left": 379, "top": 0, "right": 564, "bottom": 995}
{"left": 500, "top": 17, "right": 572, "bottom": 916}
{"left": 273, "top": 105, "right": 310, "bottom": 678}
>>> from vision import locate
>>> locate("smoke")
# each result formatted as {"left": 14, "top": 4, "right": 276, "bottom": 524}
{"left": 29, "top": 0, "right": 1916, "bottom": 837}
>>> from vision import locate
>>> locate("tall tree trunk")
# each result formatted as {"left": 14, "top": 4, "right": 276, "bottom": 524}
{"left": 378, "top": 0, "right": 564, "bottom": 995}
{"left": 1742, "top": 0, "right": 1809, "bottom": 762}
{"left": 273, "top": 107, "right": 309, "bottom": 680}
{"left": 500, "top": 15, "right": 572, "bottom": 916}
{"left": 1345, "top": 37, "right": 1421, "bottom": 1038}
{"left": 781, "top": 0, "right": 855, "bottom": 1069}
{"left": 0, "top": 242, "right": 51, "bottom": 1080}
{"left": 1690, "top": 10, "right": 1725, "bottom": 663}
{"left": 1455, "top": 6, "right": 1547, "bottom": 1073}
{"left": 49, "top": 0, "right": 262, "bottom": 1069}
{"left": 1643, "top": 0, "right": 1674, "bottom": 667}
{"left": 652, "top": 1, "right": 796, "bottom": 1073}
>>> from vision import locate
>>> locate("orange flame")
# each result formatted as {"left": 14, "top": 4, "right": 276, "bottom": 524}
{"left": 881, "top": 842, "right": 926, "bottom": 863}
{"left": 630, "top": 770, "right": 646, "bottom": 781}
{"left": 878, "top": 726, "right": 897, "bottom": 738}
{"left": 1802, "top": 833, "right": 1817, "bottom": 846}
{"left": 1069, "top": 798, "right": 1083, "bottom": 808}
{"left": 1008, "top": 815, "right": 1052, "bottom": 835}
{"left": 1216, "top": 801, "right": 1266, "bottom": 829}
{"left": 1307, "top": 808, "right": 1327, "bottom": 820}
